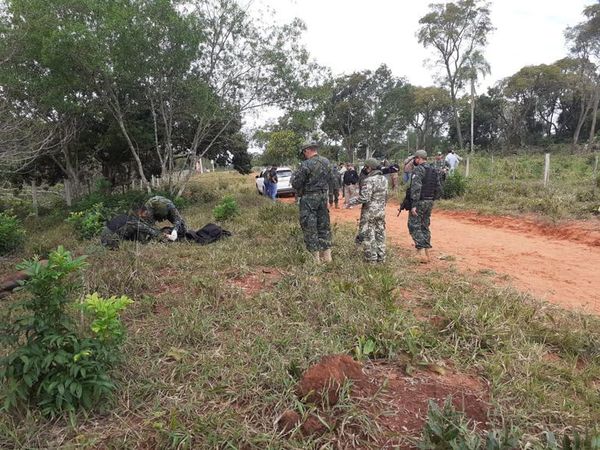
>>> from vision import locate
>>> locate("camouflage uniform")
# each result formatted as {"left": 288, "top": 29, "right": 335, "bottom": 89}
{"left": 408, "top": 163, "right": 441, "bottom": 249}
{"left": 292, "top": 155, "right": 334, "bottom": 252}
{"left": 432, "top": 157, "right": 448, "bottom": 183}
{"left": 328, "top": 165, "right": 341, "bottom": 207}
{"left": 144, "top": 196, "right": 187, "bottom": 235}
{"left": 100, "top": 214, "right": 163, "bottom": 249}
{"left": 349, "top": 169, "right": 388, "bottom": 262}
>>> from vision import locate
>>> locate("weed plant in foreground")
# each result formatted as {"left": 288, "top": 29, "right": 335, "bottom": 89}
{"left": 0, "top": 172, "right": 598, "bottom": 448}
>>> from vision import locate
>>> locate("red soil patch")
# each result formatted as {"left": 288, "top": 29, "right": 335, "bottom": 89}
{"left": 437, "top": 210, "right": 600, "bottom": 248}
{"left": 295, "top": 354, "right": 368, "bottom": 406}
{"left": 281, "top": 355, "right": 489, "bottom": 446}
{"left": 329, "top": 203, "right": 600, "bottom": 315}
{"left": 277, "top": 410, "right": 329, "bottom": 436}
{"left": 228, "top": 267, "right": 284, "bottom": 297}
{"left": 365, "top": 361, "right": 489, "bottom": 445}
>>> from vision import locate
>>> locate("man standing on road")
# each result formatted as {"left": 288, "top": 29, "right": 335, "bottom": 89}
{"left": 292, "top": 142, "right": 334, "bottom": 263}
{"left": 433, "top": 152, "right": 449, "bottom": 183}
{"left": 408, "top": 150, "right": 442, "bottom": 262}
{"left": 328, "top": 163, "right": 341, "bottom": 208}
{"left": 342, "top": 164, "right": 359, "bottom": 207}
{"left": 264, "top": 166, "right": 278, "bottom": 200}
{"left": 348, "top": 158, "right": 388, "bottom": 263}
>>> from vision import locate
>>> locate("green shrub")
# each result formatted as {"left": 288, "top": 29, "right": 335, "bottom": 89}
{"left": 66, "top": 203, "right": 107, "bottom": 239}
{"left": 213, "top": 195, "right": 239, "bottom": 221}
{"left": 418, "top": 397, "right": 520, "bottom": 450}
{"left": 0, "top": 195, "right": 32, "bottom": 218}
{"left": 0, "top": 247, "right": 133, "bottom": 416}
{"left": 443, "top": 172, "right": 467, "bottom": 199}
{"left": 73, "top": 190, "right": 186, "bottom": 216}
{"left": 0, "top": 212, "right": 26, "bottom": 255}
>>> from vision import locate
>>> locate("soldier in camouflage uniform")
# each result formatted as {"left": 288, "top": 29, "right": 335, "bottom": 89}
{"left": 348, "top": 158, "right": 388, "bottom": 263}
{"left": 141, "top": 195, "right": 187, "bottom": 236}
{"left": 408, "top": 150, "right": 442, "bottom": 262}
{"left": 432, "top": 151, "right": 449, "bottom": 183}
{"left": 100, "top": 213, "right": 166, "bottom": 249}
{"left": 292, "top": 142, "right": 334, "bottom": 263}
{"left": 328, "top": 164, "right": 341, "bottom": 208}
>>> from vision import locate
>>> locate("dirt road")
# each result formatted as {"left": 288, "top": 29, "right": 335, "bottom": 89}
{"left": 329, "top": 205, "right": 600, "bottom": 315}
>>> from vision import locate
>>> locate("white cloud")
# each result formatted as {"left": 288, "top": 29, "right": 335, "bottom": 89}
{"left": 253, "top": 0, "right": 589, "bottom": 87}
{"left": 245, "top": 0, "right": 590, "bottom": 134}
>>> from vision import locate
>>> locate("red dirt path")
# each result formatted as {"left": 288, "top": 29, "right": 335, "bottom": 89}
{"left": 328, "top": 204, "right": 600, "bottom": 315}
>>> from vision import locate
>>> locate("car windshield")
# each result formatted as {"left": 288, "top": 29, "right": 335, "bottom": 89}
{"left": 277, "top": 170, "right": 292, "bottom": 178}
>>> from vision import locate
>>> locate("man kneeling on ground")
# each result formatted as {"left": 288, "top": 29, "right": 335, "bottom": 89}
{"left": 100, "top": 195, "right": 185, "bottom": 249}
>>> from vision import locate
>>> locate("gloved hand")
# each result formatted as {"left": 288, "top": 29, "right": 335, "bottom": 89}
{"left": 167, "top": 229, "right": 178, "bottom": 241}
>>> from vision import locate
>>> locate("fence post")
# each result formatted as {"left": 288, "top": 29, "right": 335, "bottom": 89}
{"left": 465, "top": 156, "right": 470, "bottom": 177}
{"left": 594, "top": 153, "right": 599, "bottom": 179}
{"left": 131, "top": 179, "right": 135, "bottom": 191}
{"left": 543, "top": 153, "right": 550, "bottom": 187}
{"left": 31, "top": 179, "right": 39, "bottom": 216}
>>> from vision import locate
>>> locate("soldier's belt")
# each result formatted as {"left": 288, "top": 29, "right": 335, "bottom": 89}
{"left": 303, "top": 190, "right": 327, "bottom": 194}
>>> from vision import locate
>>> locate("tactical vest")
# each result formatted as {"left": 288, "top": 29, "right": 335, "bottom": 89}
{"left": 420, "top": 165, "right": 438, "bottom": 200}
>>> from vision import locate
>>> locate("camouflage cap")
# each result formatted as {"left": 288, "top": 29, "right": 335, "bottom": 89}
{"left": 364, "top": 158, "right": 379, "bottom": 169}
{"left": 300, "top": 142, "right": 319, "bottom": 152}
{"left": 415, "top": 150, "right": 428, "bottom": 159}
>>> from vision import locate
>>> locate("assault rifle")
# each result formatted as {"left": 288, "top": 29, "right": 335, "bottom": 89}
{"left": 397, "top": 189, "right": 412, "bottom": 216}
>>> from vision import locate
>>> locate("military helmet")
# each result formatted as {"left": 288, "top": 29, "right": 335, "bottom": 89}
{"left": 364, "top": 158, "right": 379, "bottom": 169}
{"left": 415, "top": 150, "right": 428, "bottom": 159}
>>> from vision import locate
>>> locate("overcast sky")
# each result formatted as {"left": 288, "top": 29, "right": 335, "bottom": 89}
{"left": 245, "top": 0, "right": 590, "bottom": 138}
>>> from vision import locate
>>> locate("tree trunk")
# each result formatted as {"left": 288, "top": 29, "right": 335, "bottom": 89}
{"left": 588, "top": 86, "right": 600, "bottom": 146}
{"left": 470, "top": 77, "right": 475, "bottom": 154}
{"left": 108, "top": 93, "right": 150, "bottom": 191}
{"left": 573, "top": 98, "right": 592, "bottom": 147}
{"left": 449, "top": 81, "right": 464, "bottom": 150}
{"left": 31, "top": 179, "right": 38, "bottom": 216}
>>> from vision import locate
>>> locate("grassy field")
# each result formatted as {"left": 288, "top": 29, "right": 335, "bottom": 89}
{"left": 1, "top": 172, "right": 599, "bottom": 449}
{"left": 434, "top": 153, "right": 600, "bottom": 220}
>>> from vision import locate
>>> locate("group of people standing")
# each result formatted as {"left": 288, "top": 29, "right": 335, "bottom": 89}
{"left": 291, "top": 142, "right": 445, "bottom": 264}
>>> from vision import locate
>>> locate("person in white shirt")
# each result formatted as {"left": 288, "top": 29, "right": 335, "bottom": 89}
{"left": 444, "top": 150, "right": 462, "bottom": 173}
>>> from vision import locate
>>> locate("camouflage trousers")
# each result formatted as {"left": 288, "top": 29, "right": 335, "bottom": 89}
{"left": 408, "top": 200, "right": 433, "bottom": 249}
{"left": 361, "top": 216, "right": 386, "bottom": 262}
{"left": 299, "top": 192, "right": 332, "bottom": 252}
{"left": 328, "top": 188, "right": 340, "bottom": 206}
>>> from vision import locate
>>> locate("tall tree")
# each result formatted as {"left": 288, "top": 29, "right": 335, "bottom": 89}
{"left": 321, "top": 65, "right": 400, "bottom": 161}
{"left": 566, "top": 2, "right": 600, "bottom": 147}
{"left": 464, "top": 51, "right": 491, "bottom": 153}
{"left": 417, "top": 0, "right": 493, "bottom": 150}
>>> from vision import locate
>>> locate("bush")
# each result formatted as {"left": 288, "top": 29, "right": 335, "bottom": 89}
{"left": 0, "top": 247, "right": 133, "bottom": 416}
{"left": 66, "top": 203, "right": 108, "bottom": 240}
{"left": 418, "top": 397, "right": 520, "bottom": 450}
{"left": 213, "top": 195, "right": 239, "bottom": 221}
{"left": 0, "top": 212, "right": 26, "bottom": 255}
{"left": 442, "top": 172, "right": 467, "bottom": 199}
{"left": 0, "top": 195, "right": 33, "bottom": 218}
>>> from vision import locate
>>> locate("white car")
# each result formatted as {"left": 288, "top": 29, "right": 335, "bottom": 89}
{"left": 255, "top": 167, "right": 295, "bottom": 196}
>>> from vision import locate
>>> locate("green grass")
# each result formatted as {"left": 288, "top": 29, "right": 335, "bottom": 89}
{"left": 1, "top": 172, "right": 599, "bottom": 448}
{"left": 438, "top": 153, "right": 600, "bottom": 219}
